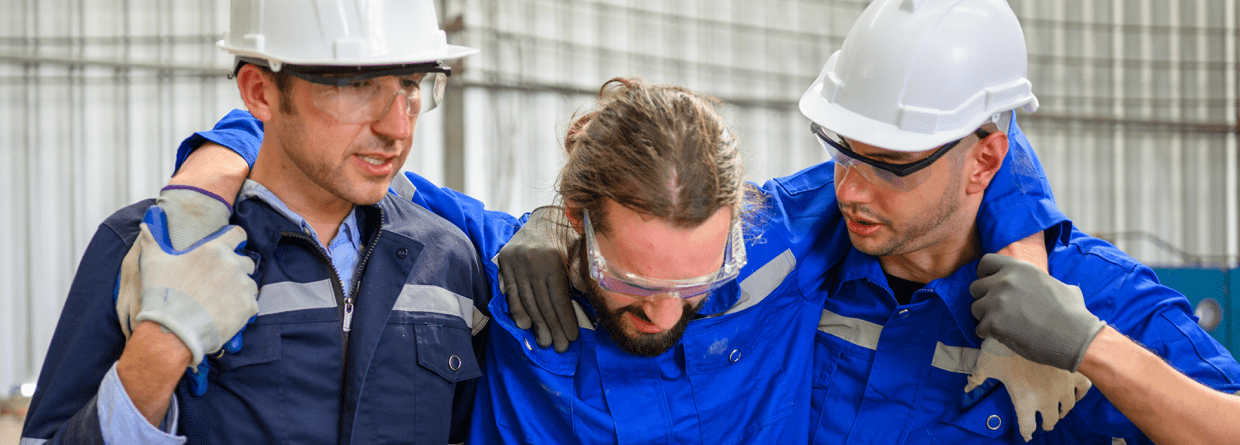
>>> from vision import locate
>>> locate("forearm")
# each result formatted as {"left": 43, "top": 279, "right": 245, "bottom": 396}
{"left": 169, "top": 142, "right": 248, "bottom": 205}
{"left": 994, "top": 231, "right": 1048, "bottom": 273}
{"left": 116, "top": 321, "right": 192, "bottom": 426}
{"left": 1078, "top": 326, "right": 1240, "bottom": 444}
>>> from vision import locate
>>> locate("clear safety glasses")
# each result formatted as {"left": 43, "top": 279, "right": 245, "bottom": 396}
{"left": 811, "top": 123, "right": 990, "bottom": 192}
{"left": 283, "top": 64, "right": 451, "bottom": 123}
{"left": 583, "top": 209, "right": 747, "bottom": 301}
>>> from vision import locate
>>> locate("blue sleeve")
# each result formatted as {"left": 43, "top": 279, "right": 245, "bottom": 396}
{"left": 1052, "top": 230, "right": 1240, "bottom": 443}
{"left": 173, "top": 109, "right": 264, "bottom": 174}
{"left": 20, "top": 201, "right": 155, "bottom": 444}
{"left": 976, "top": 115, "right": 1071, "bottom": 253}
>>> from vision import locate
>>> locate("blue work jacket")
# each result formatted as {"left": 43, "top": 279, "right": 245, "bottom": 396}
{"left": 21, "top": 179, "right": 490, "bottom": 444}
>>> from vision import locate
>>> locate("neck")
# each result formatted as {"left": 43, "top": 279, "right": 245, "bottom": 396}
{"left": 250, "top": 140, "right": 352, "bottom": 246}
{"left": 877, "top": 218, "right": 981, "bottom": 284}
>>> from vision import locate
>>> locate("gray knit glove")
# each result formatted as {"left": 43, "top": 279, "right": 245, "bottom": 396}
{"left": 970, "top": 254, "right": 1106, "bottom": 372}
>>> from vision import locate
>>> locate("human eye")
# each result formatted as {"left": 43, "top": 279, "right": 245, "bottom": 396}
{"left": 342, "top": 78, "right": 379, "bottom": 92}
{"left": 399, "top": 74, "right": 425, "bottom": 90}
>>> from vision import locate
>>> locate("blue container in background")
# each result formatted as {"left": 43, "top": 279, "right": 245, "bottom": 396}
{"left": 1150, "top": 267, "right": 1234, "bottom": 359}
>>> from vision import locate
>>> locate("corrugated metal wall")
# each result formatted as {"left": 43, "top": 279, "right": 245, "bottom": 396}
{"left": 1011, "top": 0, "right": 1240, "bottom": 265}
{"left": 0, "top": 1, "right": 239, "bottom": 398}
{"left": 1, "top": 0, "right": 1237, "bottom": 398}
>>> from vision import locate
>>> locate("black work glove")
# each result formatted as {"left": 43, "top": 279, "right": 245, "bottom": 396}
{"left": 498, "top": 206, "right": 580, "bottom": 353}
{"left": 970, "top": 254, "right": 1107, "bottom": 372}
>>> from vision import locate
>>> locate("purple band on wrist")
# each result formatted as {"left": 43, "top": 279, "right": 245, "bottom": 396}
{"left": 161, "top": 185, "right": 234, "bottom": 213}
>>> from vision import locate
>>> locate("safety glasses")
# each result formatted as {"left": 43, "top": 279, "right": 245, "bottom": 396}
{"left": 283, "top": 63, "right": 451, "bottom": 123}
{"left": 583, "top": 209, "right": 747, "bottom": 301}
{"left": 811, "top": 123, "right": 990, "bottom": 191}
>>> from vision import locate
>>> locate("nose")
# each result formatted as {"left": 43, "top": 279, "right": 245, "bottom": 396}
{"left": 641, "top": 297, "right": 686, "bottom": 331}
{"left": 371, "top": 91, "right": 414, "bottom": 141}
{"left": 834, "top": 163, "right": 873, "bottom": 204}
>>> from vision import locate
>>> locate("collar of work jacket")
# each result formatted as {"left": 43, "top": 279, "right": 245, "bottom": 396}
{"left": 833, "top": 246, "right": 985, "bottom": 349}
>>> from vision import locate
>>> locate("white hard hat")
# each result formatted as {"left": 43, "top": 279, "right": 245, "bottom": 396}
{"left": 799, "top": 0, "right": 1038, "bottom": 152}
{"left": 218, "top": 0, "right": 479, "bottom": 71}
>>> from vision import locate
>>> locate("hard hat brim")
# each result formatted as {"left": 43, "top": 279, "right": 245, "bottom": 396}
{"left": 218, "top": 41, "right": 479, "bottom": 68}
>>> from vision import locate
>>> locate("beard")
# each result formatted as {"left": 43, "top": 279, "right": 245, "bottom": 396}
{"left": 573, "top": 244, "right": 703, "bottom": 357}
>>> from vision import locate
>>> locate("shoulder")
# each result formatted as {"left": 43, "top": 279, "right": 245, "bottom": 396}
{"left": 98, "top": 199, "right": 156, "bottom": 247}
{"left": 765, "top": 162, "right": 836, "bottom": 203}
{"left": 379, "top": 193, "right": 477, "bottom": 254}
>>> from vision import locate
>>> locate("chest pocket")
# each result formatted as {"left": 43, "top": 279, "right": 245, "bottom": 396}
{"left": 359, "top": 311, "right": 482, "bottom": 442}
{"left": 188, "top": 309, "right": 344, "bottom": 444}
{"left": 929, "top": 377, "right": 1017, "bottom": 444}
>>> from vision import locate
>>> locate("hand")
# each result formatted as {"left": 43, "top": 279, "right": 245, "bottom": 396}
{"left": 497, "top": 206, "right": 580, "bottom": 353}
{"left": 966, "top": 339, "right": 1092, "bottom": 442}
{"left": 118, "top": 187, "right": 252, "bottom": 349}
{"left": 970, "top": 253, "right": 1107, "bottom": 371}
{"left": 120, "top": 205, "right": 258, "bottom": 367}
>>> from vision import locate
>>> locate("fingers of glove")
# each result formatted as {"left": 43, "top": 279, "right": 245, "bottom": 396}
{"left": 531, "top": 279, "right": 570, "bottom": 353}
{"left": 516, "top": 278, "right": 553, "bottom": 348}
{"left": 546, "top": 269, "right": 579, "bottom": 345}
{"left": 223, "top": 331, "right": 244, "bottom": 354}
{"left": 973, "top": 303, "right": 1001, "bottom": 340}
{"left": 1015, "top": 404, "right": 1036, "bottom": 442}
{"left": 187, "top": 361, "right": 210, "bottom": 397}
{"left": 1073, "top": 373, "right": 1093, "bottom": 401}
{"left": 116, "top": 239, "right": 144, "bottom": 338}
{"left": 222, "top": 315, "right": 254, "bottom": 354}
{"left": 500, "top": 263, "right": 533, "bottom": 330}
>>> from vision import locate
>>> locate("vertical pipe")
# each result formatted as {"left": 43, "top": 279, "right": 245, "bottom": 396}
{"left": 1169, "top": 0, "right": 1183, "bottom": 265}
{"left": 1226, "top": 0, "right": 1239, "bottom": 264}
{"left": 1112, "top": 0, "right": 1127, "bottom": 253}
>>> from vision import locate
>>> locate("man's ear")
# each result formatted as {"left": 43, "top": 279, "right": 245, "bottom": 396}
{"left": 563, "top": 203, "right": 585, "bottom": 236}
{"left": 236, "top": 64, "right": 279, "bottom": 122}
{"left": 965, "top": 132, "right": 1009, "bottom": 195}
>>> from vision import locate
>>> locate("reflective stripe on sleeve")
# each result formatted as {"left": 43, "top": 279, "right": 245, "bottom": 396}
{"left": 394, "top": 284, "right": 475, "bottom": 329}
{"left": 20, "top": 439, "right": 48, "bottom": 445}
{"left": 724, "top": 249, "right": 796, "bottom": 316}
{"left": 257, "top": 279, "right": 337, "bottom": 316}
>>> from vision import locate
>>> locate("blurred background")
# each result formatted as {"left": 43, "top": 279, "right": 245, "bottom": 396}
{"left": 1, "top": 0, "right": 1238, "bottom": 441}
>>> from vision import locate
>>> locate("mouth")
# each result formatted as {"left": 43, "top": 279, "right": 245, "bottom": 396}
{"left": 844, "top": 214, "right": 882, "bottom": 236}
{"left": 355, "top": 153, "right": 398, "bottom": 175}
{"left": 627, "top": 312, "right": 666, "bottom": 334}
{"left": 357, "top": 154, "right": 392, "bottom": 166}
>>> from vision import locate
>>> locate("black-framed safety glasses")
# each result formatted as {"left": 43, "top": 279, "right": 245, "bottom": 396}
{"left": 811, "top": 122, "right": 992, "bottom": 191}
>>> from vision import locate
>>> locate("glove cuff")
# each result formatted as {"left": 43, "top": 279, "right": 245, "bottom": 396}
{"left": 1067, "top": 320, "right": 1107, "bottom": 372}
{"left": 136, "top": 287, "right": 223, "bottom": 367}
{"left": 156, "top": 187, "right": 233, "bottom": 251}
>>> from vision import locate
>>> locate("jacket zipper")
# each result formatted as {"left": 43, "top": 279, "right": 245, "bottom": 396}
{"left": 282, "top": 232, "right": 351, "bottom": 350}
{"left": 346, "top": 207, "right": 383, "bottom": 333}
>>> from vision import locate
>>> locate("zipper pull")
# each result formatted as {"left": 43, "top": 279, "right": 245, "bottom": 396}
{"left": 343, "top": 297, "right": 355, "bottom": 332}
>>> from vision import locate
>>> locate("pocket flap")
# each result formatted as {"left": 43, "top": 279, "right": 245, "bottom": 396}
{"left": 414, "top": 323, "right": 482, "bottom": 382}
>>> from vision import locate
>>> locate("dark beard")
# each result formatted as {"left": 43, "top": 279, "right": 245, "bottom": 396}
{"left": 582, "top": 286, "right": 700, "bottom": 357}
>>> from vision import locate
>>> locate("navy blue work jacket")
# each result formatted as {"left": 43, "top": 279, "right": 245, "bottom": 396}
{"left": 22, "top": 184, "right": 490, "bottom": 444}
